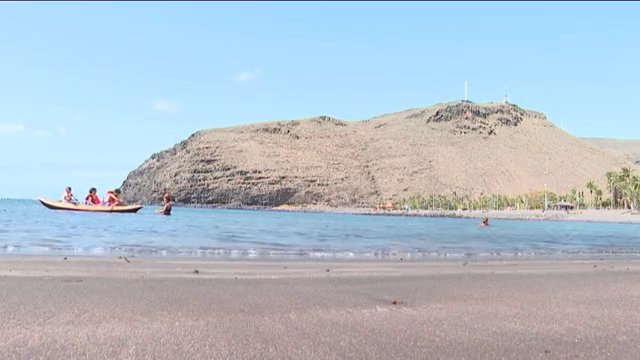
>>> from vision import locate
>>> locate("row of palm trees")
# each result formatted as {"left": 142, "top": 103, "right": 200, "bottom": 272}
{"left": 396, "top": 191, "right": 561, "bottom": 212}
{"left": 390, "top": 167, "right": 640, "bottom": 211}
{"left": 605, "top": 167, "right": 640, "bottom": 210}
{"left": 567, "top": 167, "right": 639, "bottom": 210}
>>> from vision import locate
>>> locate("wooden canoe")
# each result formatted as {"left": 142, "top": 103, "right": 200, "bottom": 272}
{"left": 38, "top": 198, "right": 144, "bottom": 213}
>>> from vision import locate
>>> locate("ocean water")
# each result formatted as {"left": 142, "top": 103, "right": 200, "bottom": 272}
{"left": 1, "top": 199, "right": 640, "bottom": 260}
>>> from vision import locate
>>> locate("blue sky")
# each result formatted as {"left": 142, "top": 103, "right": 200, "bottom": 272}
{"left": 1, "top": 2, "right": 639, "bottom": 199}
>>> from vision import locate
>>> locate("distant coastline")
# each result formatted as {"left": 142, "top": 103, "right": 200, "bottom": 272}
{"left": 268, "top": 205, "right": 640, "bottom": 224}
{"left": 184, "top": 202, "right": 640, "bottom": 224}
{"left": 12, "top": 198, "right": 640, "bottom": 224}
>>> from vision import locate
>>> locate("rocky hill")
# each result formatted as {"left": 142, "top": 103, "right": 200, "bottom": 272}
{"left": 120, "top": 101, "right": 637, "bottom": 207}
{"left": 582, "top": 138, "right": 640, "bottom": 165}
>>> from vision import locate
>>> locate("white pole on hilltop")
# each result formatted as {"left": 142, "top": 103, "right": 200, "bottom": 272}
{"left": 464, "top": 81, "right": 468, "bottom": 101}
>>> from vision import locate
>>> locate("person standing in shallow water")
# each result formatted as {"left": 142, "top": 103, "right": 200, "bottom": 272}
{"left": 156, "top": 193, "right": 173, "bottom": 215}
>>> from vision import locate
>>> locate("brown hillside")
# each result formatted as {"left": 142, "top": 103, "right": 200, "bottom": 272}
{"left": 582, "top": 138, "right": 640, "bottom": 165}
{"left": 120, "top": 102, "right": 636, "bottom": 207}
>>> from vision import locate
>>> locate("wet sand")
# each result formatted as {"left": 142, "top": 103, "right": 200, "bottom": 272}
{"left": 1, "top": 257, "right": 640, "bottom": 359}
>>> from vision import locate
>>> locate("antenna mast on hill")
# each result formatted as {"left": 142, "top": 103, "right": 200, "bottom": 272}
{"left": 503, "top": 86, "right": 509, "bottom": 104}
{"left": 464, "top": 81, "right": 468, "bottom": 101}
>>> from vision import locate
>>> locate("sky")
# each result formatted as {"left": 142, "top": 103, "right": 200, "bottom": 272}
{"left": 1, "top": 2, "right": 639, "bottom": 199}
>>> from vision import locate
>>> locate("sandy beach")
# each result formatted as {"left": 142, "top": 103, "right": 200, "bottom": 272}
{"left": 273, "top": 205, "right": 640, "bottom": 224}
{"left": 2, "top": 257, "right": 640, "bottom": 359}
{"left": 403, "top": 208, "right": 640, "bottom": 223}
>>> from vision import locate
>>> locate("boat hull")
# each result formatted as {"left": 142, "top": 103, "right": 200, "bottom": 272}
{"left": 38, "top": 198, "right": 144, "bottom": 213}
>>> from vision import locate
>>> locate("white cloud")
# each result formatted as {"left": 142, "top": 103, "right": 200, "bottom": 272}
{"left": 152, "top": 99, "right": 180, "bottom": 114}
{"left": 32, "top": 129, "right": 51, "bottom": 138}
{"left": 235, "top": 68, "right": 262, "bottom": 84}
{"left": 0, "top": 123, "right": 25, "bottom": 135}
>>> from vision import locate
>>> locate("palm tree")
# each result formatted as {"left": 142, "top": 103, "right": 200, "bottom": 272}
{"left": 620, "top": 167, "right": 635, "bottom": 209}
{"left": 594, "top": 188, "right": 603, "bottom": 209}
{"left": 605, "top": 171, "right": 619, "bottom": 209}
{"left": 629, "top": 175, "right": 640, "bottom": 211}
{"left": 621, "top": 167, "right": 633, "bottom": 180}
{"left": 585, "top": 181, "right": 597, "bottom": 209}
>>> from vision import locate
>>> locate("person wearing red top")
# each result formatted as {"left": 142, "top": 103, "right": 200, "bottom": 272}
{"left": 85, "top": 188, "right": 101, "bottom": 205}
{"left": 105, "top": 188, "right": 125, "bottom": 206}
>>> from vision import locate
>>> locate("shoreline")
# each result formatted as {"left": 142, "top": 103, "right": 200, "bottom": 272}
{"left": 17, "top": 198, "right": 640, "bottom": 224}
{"left": 1, "top": 256, "right": 639, "bottom": 278}
{"left": 0, "top": 254, "right": 633, "bottom": 271}
{"left": 2, "top": 257, "right": 640, "bottom": 359}
{"left": 269, "top": 205, "right": 640, "bottom": 224}
{"left": 1, "top": 250, "right": 638, "bottom": 263}
{"left": 179, "top": 202, "right": 640, "bottom": 224}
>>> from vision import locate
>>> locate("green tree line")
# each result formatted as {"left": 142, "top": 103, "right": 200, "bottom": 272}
{"left": 388, "top": 167, "right": 640, "bottom": 211}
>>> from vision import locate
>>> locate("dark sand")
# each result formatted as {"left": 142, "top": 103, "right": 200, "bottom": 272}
{"left": 1, "top": 257, "right": 640, "bottom": 359}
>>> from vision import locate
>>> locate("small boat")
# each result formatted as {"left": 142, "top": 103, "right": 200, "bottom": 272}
{"left": 38, "top": 198, "right": 144, "bottom": 213}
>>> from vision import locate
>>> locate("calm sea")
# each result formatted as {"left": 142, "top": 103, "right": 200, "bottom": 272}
{"left": 1, "top": 199, "right": 639, "bottom": 259}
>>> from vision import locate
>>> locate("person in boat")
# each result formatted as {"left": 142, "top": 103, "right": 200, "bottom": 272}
{"left": 156, "top": 193, "right": 173, "bottom": 215}
{"left": 62, "top": 186, "right": 79, "bottom": 204}
{"left": 85, "top": 187, "right": 101, "bottom": 205}
{"left": 480, "top": 217, "right": 490, "bottom": 227}
{"left": 105, "top": 188, "right": 126, "bottom": 206}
